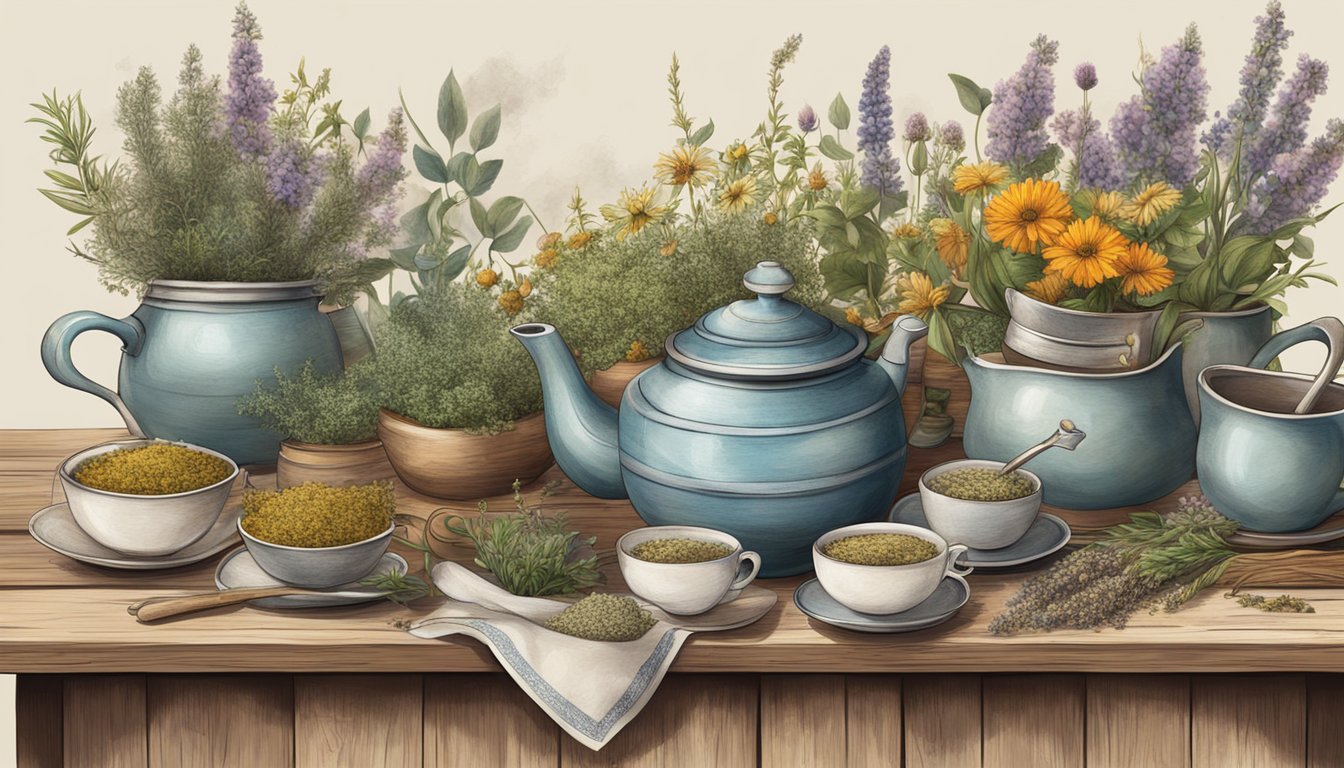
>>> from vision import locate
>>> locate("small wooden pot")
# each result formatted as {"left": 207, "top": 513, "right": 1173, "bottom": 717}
{"left": 275, "top": 439, "right": 396, "bottom": 489}
{"left": 923, "top": 348, "right": 971, "bottom": 438}
{"left": 588, "top": 356, "right": 663, "bottom": 407}
{"left": 376, "top": 409, "right": 554, "bottom": 500}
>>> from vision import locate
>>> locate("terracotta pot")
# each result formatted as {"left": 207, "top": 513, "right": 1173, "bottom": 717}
{"left": 588, "top": 356, "right": 663, "bottom": 407}
{"left": 275, "top": 439, "right": 396, "bottom": 489}
{"left": 376, "top": 409, "right": 554, "bottom": 500}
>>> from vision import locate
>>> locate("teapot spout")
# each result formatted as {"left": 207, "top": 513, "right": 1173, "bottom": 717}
{"left": 510, "top": 323, "right": 627, "bottom": 499}
{"left": 877, "top": 315, "right": 929, "bottom": 397}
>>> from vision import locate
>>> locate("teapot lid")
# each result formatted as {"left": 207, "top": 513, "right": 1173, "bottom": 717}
{"left": 666, "top": 261, "right": 866, "bottom": 380}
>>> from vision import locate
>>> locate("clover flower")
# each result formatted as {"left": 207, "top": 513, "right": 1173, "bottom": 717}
{"left": 986, "top": 35, "right": 1059, "bottom": 169}
{"left": 1074, "top": 62, "right": 1098, "bottom": 91}
{"left": 937, "top": 121, "right": 965, "bottom": 153}
{"left": 903, "top": 112, "right": 931, "bottom": 143}
{"left": 797, "top": 103, "right": 818, "bottom": 133}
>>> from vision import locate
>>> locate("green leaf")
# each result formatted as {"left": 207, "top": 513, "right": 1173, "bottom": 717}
{"left": 948, "top": 73, "right": 992, "bottom": 116}
{"left": 926, "top": 308, "right": 959, "bottom": 362}
{"left": 437, "top": 71, "right": 468, "bottom": 147}
{"left": 388, "top": 244, "right": 422, "bottom": 271}
{"left": 352, "top": 108, "right": 371, "bottom": 140}
{"left": 43, "top": 169, "right": 84, "bottom": 191}
{"left": 877, "top": 191, "right": 908, "bottom": 222}
{"left": 441, "top": 244, "right": 471, "bottom": 280}
{"left": 1018, "top": 144, "right": 1062, "bottom": 179}
{"left": 38, "top": 189, "right": 96, "bottom": 216}
{"left": 1291, "top": 233, "right": 1315, "bottom": 259}
{"left": 819, "top": 252, "right": 870, "bottom": 298}
{"left": 469, "top": 197, "right": 492, "bottom": 237}
{"left": 412, "top": 145, "right": 449, "bottom": 183}
{"left": 909, "top": 141, "right": 929, "bottom": 176}
{"left": 487, "top": 196, "right": 526, "bottom": 234}
{"left": 425, "top": 189, "right": 444, "bottom": 241}
{"left": 398, "top": 88, "right": 433, "bottom": 148}
{"left": 445, "top": 151, "right": 472, "bottom": 185}
{"left": 399, "top": 196, "right": 433, "bottom": 243}
{"left": 469, "top": 104, "right": 502, "bottom": 152}
{"left": 827, "top": 93, "right": 851, "bottom": 130}
{"left": 689, "top": 119, "right": 715, "bottom": 147}
{"left": 1218, "top": 236, "right": 1277, "bottom": 291}
{"left": 491, "top": 215, "right": 533, "bottom": 253}
{"left": 803, "top": 205, "right": 847, "bottom": 229}
{"left": 465, "top": 158, "right": 504, "bottom": 197}
{"left": 841, "top": 187, "right": 881, "bottom": 219}
{"left": 819, "top": 135, "right": 853, "bottom": 161}
{"left": 66, "top": 217, "right": 95, "bottom": 236}
{"left": 845, "top": 221, "right": 861, "bottom": 248}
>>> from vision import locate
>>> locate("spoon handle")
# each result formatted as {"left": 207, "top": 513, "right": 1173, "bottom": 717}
{"left": 999, "top": 419, "right": 1086, "bottom": 475}
{"left": 129, "top": 587, "right": 315, "bottom": 623}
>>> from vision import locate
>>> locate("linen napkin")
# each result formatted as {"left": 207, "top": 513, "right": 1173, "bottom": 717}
{"left": 408, "top": 561, "right": 775, "bottom": 750}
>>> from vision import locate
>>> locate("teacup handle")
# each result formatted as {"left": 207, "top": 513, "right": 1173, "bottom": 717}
{"left": 945, "top": 544, "right": 974, "bottom": 577}
{"left": 1249, "top": 317, "right": 1344, "bottom": 414}
{"left": 730, "top": 551, "right": 761, "bottom": 591}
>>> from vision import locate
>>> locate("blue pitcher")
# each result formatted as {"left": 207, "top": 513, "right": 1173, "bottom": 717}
{"left": 41, "top": 280, "right": 343, "bottom": 465}
{"left": 1197, "top": 317, "right": 1344, "bottom": 532}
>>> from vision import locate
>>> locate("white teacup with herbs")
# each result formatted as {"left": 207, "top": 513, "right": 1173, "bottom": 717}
{"left": 813, "top": 523, "right": 972, "bottom": 615}
{"left": 617, "top": 526, "right": 761, "bottom": 616}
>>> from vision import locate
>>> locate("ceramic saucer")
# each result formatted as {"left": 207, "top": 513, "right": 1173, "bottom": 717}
{"left": 793, "top": 575, "right": 969, "bottom": 633}
{"left": 1226, "top": 519, "right": 1344, "bottom": 548}
{"left": 29, "top": 502, "right": 240, "bottom": 570}
{"left": 214, "top": 547, "right": 408, "bottom": 609}
{"left": 888, "top": 493, "right": 1071, "bottom": 568}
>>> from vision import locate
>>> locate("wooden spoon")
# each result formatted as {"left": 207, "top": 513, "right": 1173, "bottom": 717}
{"left": 128, "top": 586, "right": 377, "bottom": 623}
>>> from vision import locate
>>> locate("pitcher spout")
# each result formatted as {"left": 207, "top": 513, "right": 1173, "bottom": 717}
{"left": 510, "top": 323, "right": 627, "bottom": 499}
{"left": 876, "top": 315, "right": 929, "bottom": 397}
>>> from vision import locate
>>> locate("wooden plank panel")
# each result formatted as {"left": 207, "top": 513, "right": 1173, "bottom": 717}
{"left": 0, "top": 532, "right": 226, "bottom": 588}
{"left": 903, "top": 675, "right": 981, "bottom": 768}
{"left": 0, "top": 472, "right": 62, "bottom": 531}
{"left": 1309, "top": 674, "right": 1344, "bottom": 768}
{"left": 424, "top": 673, "right": 557, "bottom": 767}
{"left": 0, "top": 429, "right": 127, "bottom": 470}
{"left": 1193, "top": 674, "right": 1305, "bottom": 768}
{"left": 1086, "top": 675, "right": 1190, "bottom": 768}
{"left": 846, "top": 675, "right": 901, "bottom": 767}
{"left": 16, "top": 674, "right": 62, "bottom": 768}
{"left": 562, "top": 674, "right": 758, "bottom": 767}
{"left": 982, "top": 674, "right": 1084, "bottom": 768}
{"left": 760, "top": 674, "right": 846, "bottom": 768}
{"left": 148, "top": 675, "right": 293, "bottom": 768}
{"left": 295, "top": 675, "right": 421, "bottom": 768}
{"left": 64, "top": 675, "right": 147, "bottom": 768}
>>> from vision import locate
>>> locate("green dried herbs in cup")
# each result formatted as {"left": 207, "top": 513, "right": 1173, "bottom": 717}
{"left": 544, "top": 593, "right": 656, "bottom": 641}
{"left": 926, "top": 467, "right": 1034, "bottom": 501}
{"left": 822, "top": 533, "right": 938, "bottom": 566}
{"left": 630, "top": 538, "right": 733, "bottom": 564}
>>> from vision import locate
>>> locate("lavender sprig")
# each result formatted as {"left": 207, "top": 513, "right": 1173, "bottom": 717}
{"left": 1203, "top": 0, "right": 1292, "bottom": 158}
{"left": 1244, "top": 55, "right": 1330, "bottom": 180}
{"left": 858, "top": 46, "right": 903, "bottom": 195}
{"left": 224, "top": 2, "right": 275, "bottom": 158}
{"left": 986, "top": 35, "right": 1059, "bottom": 170}
{"left": 1243, "top": 118, "right": 1344, "bottom": 232}
{"left": 1111, "top": 24, "right": 1209, "bottom": 187}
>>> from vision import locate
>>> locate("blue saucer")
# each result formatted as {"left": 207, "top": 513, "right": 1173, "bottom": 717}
{"left": 793, "top": 575, "right": 969, "bottom": 634}
{"left": 887, "top": 493, "right": 1071, "bottom": 569}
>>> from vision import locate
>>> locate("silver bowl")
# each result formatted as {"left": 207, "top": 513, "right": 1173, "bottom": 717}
{"left": 58, "top": 438, "right": 239, "bottom": 557}
{"left": 239, "top": 521, "right": 395, "bottom": 588}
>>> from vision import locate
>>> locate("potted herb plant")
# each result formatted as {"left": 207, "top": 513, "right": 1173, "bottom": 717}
{"left": 237, "top": 361, "right": 393, "bottom": 488}
{"left": 33, "top": 3, "right": 406, "bottom": 464}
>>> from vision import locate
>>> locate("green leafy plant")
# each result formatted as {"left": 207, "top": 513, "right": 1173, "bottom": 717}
{"left": 373, "top": 281, "right": 542, "bottom": 433}
{"left": 237, "top": 360, "right": 379, "bottom": 445}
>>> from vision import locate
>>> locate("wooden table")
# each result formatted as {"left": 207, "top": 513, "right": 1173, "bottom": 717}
{"left": 4, "top": 429, "right": 1342, "bottom": 767}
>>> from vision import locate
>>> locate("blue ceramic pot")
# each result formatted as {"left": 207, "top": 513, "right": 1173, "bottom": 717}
{"left": 512, "top": 262, "right": 929, "bottom": 577}
{"left": 1177, "top": 304, "right": 1273, "bottom": 423}
{"left": 41, "top": 280, "right": 343, "bottom": 465}
{"left": 962, "top": 344, "right": 1197, "bottom": 509}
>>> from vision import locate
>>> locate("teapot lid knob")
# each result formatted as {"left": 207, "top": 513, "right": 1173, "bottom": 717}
{"left": 743, "top": 261, "right": 795, "bottom": 297}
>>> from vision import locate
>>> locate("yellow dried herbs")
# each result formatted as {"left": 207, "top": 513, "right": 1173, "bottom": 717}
{"left": 73, "top": 443, "right": 232, "bottom": 495}
{"left": 543, "top": 594, "right": 656, "bottom": 642}
{"left": 630, "top": 538, "right": 733, "bottom": 564}
{"left": 822, "top": 533, "right": 939, "bottom": 566}
{"left": 242, "top": 481, "right": 394, "bottom": 548}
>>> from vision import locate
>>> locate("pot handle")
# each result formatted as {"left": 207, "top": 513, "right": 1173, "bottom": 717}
{"left": 1248, "top": 316, "right": 1344, "bottom": 415}
{"left": 40, "top": 310, "right": 146, "bottom": 435}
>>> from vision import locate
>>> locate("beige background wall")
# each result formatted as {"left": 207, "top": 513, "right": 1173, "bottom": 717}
{"left": 3, "top": 0, "right": 1343, "bottom": 763}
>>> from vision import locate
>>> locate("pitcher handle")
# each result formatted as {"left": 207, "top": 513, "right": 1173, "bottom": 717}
{"left": 1248, "top": 317, "right": 1344, "bottom": 415}
{"left": 40, "top": 310, "right": 146, "bottom": 435}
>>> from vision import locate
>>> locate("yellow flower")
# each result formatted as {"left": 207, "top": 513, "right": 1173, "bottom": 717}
{"left": 1115, "top": 242, "right": 1175, "bottom": 296}
{"left": 807, "top": 163, "right": 829, "bottom": 191}
{"left": 518, "top": 278, "right": 533, "bottom": 298}
{"left": 890, "top": 222, "right": 923, "bottom": 239}
{"left": 984, "top": 178, "right": 1074, "bottom": 254}
{"left": 726, "top": 142, "right": 750, "bottom": 162}
{"left": 1120, "top": 182, "right": 1183, "bottom": 226}
{"left": 659, "top": 240, "right": 678, "bottom": 257}
{"left": 952, "top": 161, "right": 1010, "bottom": 195}
{"left": 895, "top": 272, "right": 950, "bottom": 320}
{"left": 536, "top": 232, "right": 562, "bottom": 250}
{"left": 844, "top": 307, "right": 864, "bottom": 327}
{"left": 475, "top": 268, "right": 499, "bottom": 288}
{"left": 932, "top": 219, "right": 970, "bottom": 272}
{"left": 567, "top": 231, "right": 594, "bottom": 250}
{"left": 1042, "top": 217, "right": 1129, "bottom": 288}
{"left": 654, "top": 144, "right": 717, "bottom": 188}
{"left": 1025, "top": 273, "right": 1069, "bottom": 304}
{"left": 626, "top": 339, "right": 652, "bottom": 362}
{"left": 600, "top": 185, "right": 670, "bottom": 240}
{"left": 763, "top": 211, "right": 778, "bottom": 225}
{"left": 1084, "top": 190, "right": 1126, "bottom": 224}
{"left": 498, "top": 290, "right": 524, "bottom": 315}
{"left": 718, "top": 175, "right": 758, "bottom": 214}
{"left": 535, "top": 249, "right": 558, "bottom": 268}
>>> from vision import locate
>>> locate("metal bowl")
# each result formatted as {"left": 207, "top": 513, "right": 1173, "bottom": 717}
{"left": 238, "top": 521, "right": 394, "bottom": 588}
{"left": 58, "top": 438, "right": 239, "bottom": 557}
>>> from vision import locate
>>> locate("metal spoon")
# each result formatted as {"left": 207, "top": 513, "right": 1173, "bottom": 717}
{"left": 998, "top": 419, "right": 1087, "bottom": 475}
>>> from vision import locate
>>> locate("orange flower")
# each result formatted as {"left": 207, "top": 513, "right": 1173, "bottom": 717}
{"left": 984, "top": 179, "right": 1073, "bottom": 254}
{"left": 1042, "top": 217, "right": 1128, "bottom": 288}
{"left": 952, "top": 161, "right": 1010, "bottom": 195}
{"left": 1115, "top": 242, "right": 1176, "bottom": 296}
{"left": 932, "top": 219, "right": 970, "bottom": 272}
{"left": 1025, "top": 273, "right": 1069, "bottom": 304}
{"left": 536, "top": 232, "right": 562, "bottom": 250}
{"left": 895, "top": 272, "right": 950, "bottom": 320}
{"left": 844, "top": 307, "right": 864, "bottom": 327}
{"left": 535, "top": 249, "right": 558, "bottom": 268}
{"left": 807, "top": 163, "right": 829, "bottom": 191}
{"left": 567, "top": 231, "right": 594, "bottom": 250}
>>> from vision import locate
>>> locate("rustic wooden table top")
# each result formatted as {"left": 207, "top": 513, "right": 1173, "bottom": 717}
{"left": 3, "top": 428, "right": 1343, "bottom": 674}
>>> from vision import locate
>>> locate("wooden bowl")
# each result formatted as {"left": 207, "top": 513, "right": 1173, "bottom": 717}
{"left": 588, "top": 356, "right": 662, "bottom": 407}
{"left": 275, "top": 439, "right": 396, "bottom": 489}
{"left": 376, "top": 410, "right": 554, "bottom": 500}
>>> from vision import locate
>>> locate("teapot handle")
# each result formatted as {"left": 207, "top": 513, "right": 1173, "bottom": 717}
{"left": 40, "top": 310, "right": 146, "bottom": 435}
{"left": 1248, "top": 317, "right": 1344, "bottom": 415}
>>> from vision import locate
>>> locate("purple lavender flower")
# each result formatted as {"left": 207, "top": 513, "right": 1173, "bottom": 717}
{"left": 225, "top": 2, "right": 275, "bottom": 159}
{"left": 1204, "top": 1, "right": 1292, "bottom": 157}
{"left": 1243, "top": 118, "right": 1344, "bottom": 232}
{"left": 1245, "top": 55, "right": 1330, "bottom": 179}
{"left": 986, "top": 35, "right": 1059, "bottom": 169}
{"left": 938, "top": 121, "right": 965, "bottom": 152}
{"left": 1110, "top": 25, "right": 1208, "bottom": 187}
{"left": 1074, "top": 62, "right": 1098, "bottom": 91}
{"left": 858, "top": 46, "right": 903, "bottom": 194}
{"left": 356, "top": 108, "right": 408, "bottom": 204}
{"left": 797, "top": 104, "right": 818, "bottom": 133}
{"left": 1052, "top": 108, "right": 1123, "bottom": 190}
{"left": 903, "top": 112, "right": 931, "bottom": 143}
{"left": 264, "top": 139, "right": 321, "bottom": 209}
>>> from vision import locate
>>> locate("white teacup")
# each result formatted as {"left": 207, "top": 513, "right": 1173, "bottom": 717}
{"left": 813, "top": 523, "right": 971, "bottom": 615}
{"left": 919, "top": 459, "right": 1043, "bottom": 550}
{"left": 617, "top": 525, "right": 762, "bottom": 616}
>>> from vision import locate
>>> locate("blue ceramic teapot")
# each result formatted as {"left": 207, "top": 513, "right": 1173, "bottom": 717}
{"left": 512, "top": 261, "right": 928, "bottom": 577}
